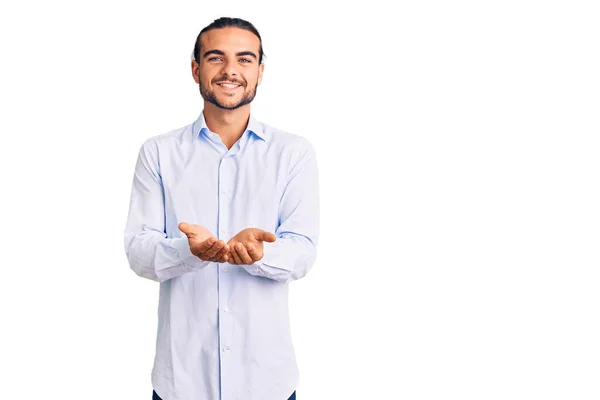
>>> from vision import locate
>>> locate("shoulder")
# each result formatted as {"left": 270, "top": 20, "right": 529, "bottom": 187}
{"left": 257, "top": 121, "right": 318, "bottom": 179}
{"left": 139, "top": 122, "right": 195, "bottom": 151}
{"left": 260, "top": 121, "right": 316, "bottom": 156}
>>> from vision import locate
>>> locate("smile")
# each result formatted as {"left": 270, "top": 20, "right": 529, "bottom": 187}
{"left": 217, "top": 82, "right": 242, "bottom": 90}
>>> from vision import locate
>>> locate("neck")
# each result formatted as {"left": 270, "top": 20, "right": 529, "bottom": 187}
{"left": 203, "top": 103, "right": 251, "bottom": 149}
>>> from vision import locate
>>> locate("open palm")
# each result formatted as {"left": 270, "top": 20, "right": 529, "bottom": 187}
{"left": 226, "top": 228, "right": 276, "bottom": 265}
{"left": 178, "top": 222, "right": 230, "bottom": 263}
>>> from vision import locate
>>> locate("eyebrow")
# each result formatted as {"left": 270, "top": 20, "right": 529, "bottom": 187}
{"left": 202, "top": 50, "right": 258, "bottom": 60}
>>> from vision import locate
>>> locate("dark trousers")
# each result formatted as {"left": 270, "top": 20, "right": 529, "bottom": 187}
{"left": 152, "top": 389, "right": 296, "bottom": 400}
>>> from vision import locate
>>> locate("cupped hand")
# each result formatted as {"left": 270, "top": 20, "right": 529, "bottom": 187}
{"left": 226, "top": 228, "right": 276, "bottom": 265}
{"left": 178, "top": 222, "right": 230, "bottom": 263}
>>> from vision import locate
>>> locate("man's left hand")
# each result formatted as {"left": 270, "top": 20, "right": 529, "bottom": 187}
{"left": 226, "top": 228, "right": 276, "bottom": 265}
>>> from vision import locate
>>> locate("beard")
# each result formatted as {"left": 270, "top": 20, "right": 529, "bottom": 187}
{"left": 199, "top": 78, "right": 258, "bottom": 110}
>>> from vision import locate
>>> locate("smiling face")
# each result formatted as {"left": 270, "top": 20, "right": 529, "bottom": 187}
{"left": 192, "top": 27, "right": 264, "bottom": 111}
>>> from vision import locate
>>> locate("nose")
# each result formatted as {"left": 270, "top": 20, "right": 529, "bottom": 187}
{"left": 220, "top": 58, "right": 238, "bottom": 78}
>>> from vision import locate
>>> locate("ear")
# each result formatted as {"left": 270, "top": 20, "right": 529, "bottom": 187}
{"left": 191, "top": 60, "right": 200, "bottom": 84}
{"left": 257, "top": 62, "right": 265, "bottom": 86}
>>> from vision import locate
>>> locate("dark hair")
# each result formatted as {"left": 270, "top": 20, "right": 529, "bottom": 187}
{"left": 193, "top": 17, "right": 266, "bottom": 64}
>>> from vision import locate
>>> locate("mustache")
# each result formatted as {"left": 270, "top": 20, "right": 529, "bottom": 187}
{"left": 213, "top": 77, "right": 245, "bottom": 86}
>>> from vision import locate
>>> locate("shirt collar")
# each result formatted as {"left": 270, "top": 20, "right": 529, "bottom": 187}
{"left": 192, "top": 110, "right": 267, "bottom": 142}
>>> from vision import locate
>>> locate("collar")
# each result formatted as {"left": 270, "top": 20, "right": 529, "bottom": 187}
{"left": 192, "top": 111, "right": 267, "bottom": 142}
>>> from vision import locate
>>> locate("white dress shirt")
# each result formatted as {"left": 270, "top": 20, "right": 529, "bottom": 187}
{"left": 124, "top": 111, "right": 319, "bottom": 400}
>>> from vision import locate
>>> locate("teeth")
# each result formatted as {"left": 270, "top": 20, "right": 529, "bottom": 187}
{"left": 220, "top": 83, "right": 239, "bottom": 88}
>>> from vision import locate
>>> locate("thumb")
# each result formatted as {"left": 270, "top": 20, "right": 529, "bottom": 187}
{"left": 259, "top": 231, "right": 276, "bottom": 243}
{"left": 178, "top": 222, "right": 192, "bottom": 236}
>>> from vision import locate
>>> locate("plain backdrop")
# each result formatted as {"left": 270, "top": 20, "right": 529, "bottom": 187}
{"left": 1, "top": 0, "right": 599, "bottom": 399}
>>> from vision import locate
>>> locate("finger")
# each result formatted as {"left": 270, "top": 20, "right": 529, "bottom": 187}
{"left": 227, "top": 251, "right": 236, "bottom": 265}
{"left": 219, "top": 253, "right": 230, "bottom": 263}
{"left": 259, "top": 230, "right": 276, "bottom": 243}
{"left": 213, "top": 244, "right": 230, "bottom": 262}
{"left": 231, "top": 246, "right": 243, "bottom": 265}
{"left": 246, "top": 244, "right": 262, "bottom": 262}
{"left": 205, "top": 242, "right": 227, "bottom": 262}
{"left": 235, "top": 243, "right": 253, "bottom": 265}
{"left": 224, "top": 241, "right": 236, "bottom": 263}
{"left": 196, "top": 237, "right": 217, "bottom": 255}
{"left": 205, "top": 240, "right": 225, "bottom": 258}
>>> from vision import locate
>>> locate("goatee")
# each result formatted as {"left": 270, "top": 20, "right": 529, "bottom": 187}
{"left": 199, "top": 80, "right": 258, "bottom": 110}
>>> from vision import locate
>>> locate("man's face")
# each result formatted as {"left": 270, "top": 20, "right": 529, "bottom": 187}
{"left": 192, "top": 27, "right": 264, "bottom": 110}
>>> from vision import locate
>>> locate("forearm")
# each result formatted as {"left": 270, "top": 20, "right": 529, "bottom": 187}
{"left": 241, "top": 233, "right": 317, "bottom": 283}
{"left": 125, "top": 228, "right": 211, "bottom": 283}
{"left": 124, "top": 140, "right": 212, "bottom": 283}
{"left": 241, "top": 139, "right": 320, "bottom": 283}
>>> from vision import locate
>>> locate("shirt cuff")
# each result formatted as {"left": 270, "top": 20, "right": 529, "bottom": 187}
{"left": 242, "top": 241, "right": 294, "bottom": 282}
{"left": 172, "top": 237, "right": 209, "bottom": 269}
{"left": 259, "top": 241, "right": 294, "bottom": 271}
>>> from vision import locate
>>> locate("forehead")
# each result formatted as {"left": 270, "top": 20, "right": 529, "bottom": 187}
{"left": 200, "top": 27, "right": 260, "bottom": 53}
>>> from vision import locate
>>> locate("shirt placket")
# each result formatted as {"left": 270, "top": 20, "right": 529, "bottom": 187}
{"left": 217, "top": 142, "right": 239, "bottom": 400}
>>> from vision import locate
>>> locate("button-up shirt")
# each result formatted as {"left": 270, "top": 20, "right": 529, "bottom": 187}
{"left": 123, "top": 111, "right": 320, "bottom": 400}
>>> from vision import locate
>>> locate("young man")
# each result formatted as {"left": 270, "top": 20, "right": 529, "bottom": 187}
{"left": 123, "top": 17, "right": 319, "bottom": 400}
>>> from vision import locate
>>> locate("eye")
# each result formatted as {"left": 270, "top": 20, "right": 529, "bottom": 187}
{"left": 239, "top": 58, "right": 252, "bottom": 63}
{"left": 208, "top": 56, "right": 222, "bottom": 62}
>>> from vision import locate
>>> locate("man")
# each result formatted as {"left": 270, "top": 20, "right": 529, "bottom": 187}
{"left": 123, "top": 17, "right": 319, "bottom": 400}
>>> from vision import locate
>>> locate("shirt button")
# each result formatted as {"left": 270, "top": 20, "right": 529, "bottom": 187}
{"left": 223, "top": 307, "right": 229, "bottom": 313}
{"left": 223, "top": 346, "right": 230, "bottom": 352}
{"left": 223, "top": 267, "right": 228, "bottom": 272}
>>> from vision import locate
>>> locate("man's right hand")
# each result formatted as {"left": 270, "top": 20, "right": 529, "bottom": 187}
{"left": 178, "top": 222, "right": 230, "bottom": 263}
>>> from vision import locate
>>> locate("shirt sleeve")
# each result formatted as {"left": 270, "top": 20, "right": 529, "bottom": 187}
{"left": 241, "top": 139, "right": 320, "bottom": 283}
{"left": 123, "top": 139, "right": 211, "bottom": 283}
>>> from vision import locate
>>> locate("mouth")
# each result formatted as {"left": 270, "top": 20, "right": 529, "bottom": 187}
{"left": 216, "top": 82, "right": 243, "bottom": 90}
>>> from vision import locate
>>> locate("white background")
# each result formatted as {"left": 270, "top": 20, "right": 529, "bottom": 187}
{"left": 1, "top": 0, "right": 599, "bottom": 399}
